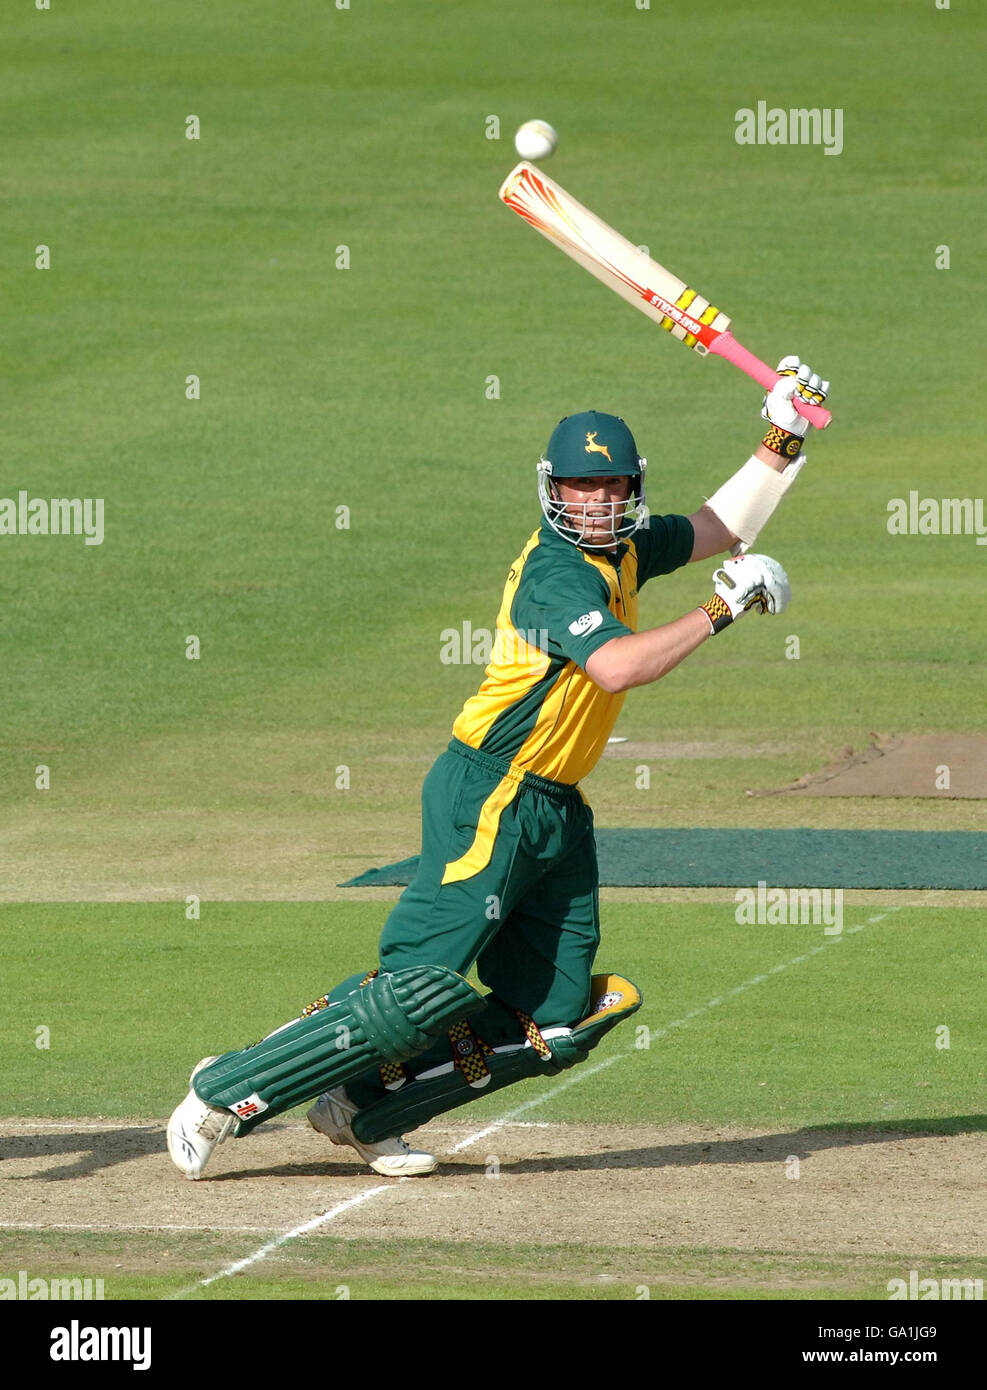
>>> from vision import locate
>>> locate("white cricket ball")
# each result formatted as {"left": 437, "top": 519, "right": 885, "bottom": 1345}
{"left": 514, "top": 119, "right": 558, "bottom": 162}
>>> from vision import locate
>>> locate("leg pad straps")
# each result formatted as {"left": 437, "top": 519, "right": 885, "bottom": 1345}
{"left": 352, "top": 973, "right": 642, "bottom": 1144}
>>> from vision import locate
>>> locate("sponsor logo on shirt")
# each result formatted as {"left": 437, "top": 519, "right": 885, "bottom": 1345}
{"left": 568, "top": 610, "right": 604, "bottom": 636}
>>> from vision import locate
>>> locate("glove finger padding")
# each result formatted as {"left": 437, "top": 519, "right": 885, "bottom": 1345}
{"left": 701, "top": 553, "right": 790, "bottom": 633}
{"left": 755, "top": 553, "right": 792, "bottom": 613}
{"left": 774, "top": 354, "right": 802, "bottom": 378}
{"left": 795, "top": 362, "right": 830, "bottom": 406}
{"left": 762, "top": 356, "right": 831, "bottom": 438}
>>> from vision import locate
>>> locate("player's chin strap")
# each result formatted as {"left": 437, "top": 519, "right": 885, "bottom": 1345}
{"left": 349, "top": 974, "right": 643, "bottom": 1146}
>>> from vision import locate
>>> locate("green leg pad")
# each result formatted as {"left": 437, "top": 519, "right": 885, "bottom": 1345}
{"left": 194, "top": 965, "right": 484, "bottom": 1132}
{"left": 353, "top": 973, "right": 642, "bottom": 1144}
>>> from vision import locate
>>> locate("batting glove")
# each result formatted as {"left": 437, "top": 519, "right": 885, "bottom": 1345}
{"left": 761, "top": 356, "right": 830, "bottom": 440}
{"left": 699, "top": 553, "right": 791, "bottom": 634}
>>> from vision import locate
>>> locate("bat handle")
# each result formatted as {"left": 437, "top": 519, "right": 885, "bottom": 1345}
{"left": 707, "top": 331, "right": 832, "bottom": 430}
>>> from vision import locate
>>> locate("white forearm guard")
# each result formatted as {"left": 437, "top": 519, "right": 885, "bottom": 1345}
{"left": 704, "top": 455, "right": 805, "bottom": 555}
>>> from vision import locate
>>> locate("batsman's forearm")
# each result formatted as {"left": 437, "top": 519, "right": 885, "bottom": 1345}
{"left": 754, "top": 442, "right": 789, "bottom": 472}
{"left": 586, "top": 609, "right": 711, "bottom": 693}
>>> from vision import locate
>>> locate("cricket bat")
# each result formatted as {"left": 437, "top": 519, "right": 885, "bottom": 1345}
{"left": 499, "top": 162, "right": 831, "bottom": 430}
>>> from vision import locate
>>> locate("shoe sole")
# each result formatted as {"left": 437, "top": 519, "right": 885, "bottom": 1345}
{"left": 309, "top": 1107, "right": 437, "bottom": 1176}
{"left": 368, "top": 1156, "right": 438, "bottom": 1177}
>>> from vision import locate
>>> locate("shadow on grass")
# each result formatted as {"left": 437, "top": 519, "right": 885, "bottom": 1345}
{"left": 5, "top": 1115, "right": 985, "bottom": 1182}
{"left": 2, "top": 1126, "right": 164, "bottom": 1181}
{"left": 212, "top": 1113, "right": 987, "bottom": 1181}
{"left": 440, "top": 1114, "right": 987, "bottom": 1176}
{"left": 2, "top": 1119, "right": 290, "bottom": 1181}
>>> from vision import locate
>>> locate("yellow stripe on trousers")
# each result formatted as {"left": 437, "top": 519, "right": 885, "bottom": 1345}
{"left": 440, "top": 773, "right": 522, "bottom": 885}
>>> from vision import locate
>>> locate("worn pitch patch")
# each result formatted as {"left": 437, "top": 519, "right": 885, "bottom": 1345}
{"left": 758, "top": 732, "right": 987, "bottom": 799}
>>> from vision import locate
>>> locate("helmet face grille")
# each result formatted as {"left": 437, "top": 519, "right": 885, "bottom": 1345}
{"left": 537, "top": 462, "right": 648, "bottom": 551}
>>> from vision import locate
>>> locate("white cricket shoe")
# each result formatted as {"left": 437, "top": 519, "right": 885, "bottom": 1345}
{"left": 166, "top": 1057, "right": 238, "bottom": 1181}
{"left": 307, "top": 1086, "right": 437, "bottom": 1177}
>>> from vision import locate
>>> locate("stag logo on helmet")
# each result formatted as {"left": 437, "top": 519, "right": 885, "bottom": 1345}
{"left": 584, "top": 432, "right": 613, "bottom": 463}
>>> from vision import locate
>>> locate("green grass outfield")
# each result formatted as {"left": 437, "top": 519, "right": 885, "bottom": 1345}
{"left": 1, "top": 0, "right": 985, "bottom": 899}
{"left": 7, "top": 1230, "right": 980, "bottom": 1303}
{"left": 4, "top": 903, "right": 983, "bottom": 1126}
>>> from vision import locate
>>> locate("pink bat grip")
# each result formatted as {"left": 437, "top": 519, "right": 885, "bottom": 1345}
{"left": 707, "top": 331, "right": 832, "bottom": 430}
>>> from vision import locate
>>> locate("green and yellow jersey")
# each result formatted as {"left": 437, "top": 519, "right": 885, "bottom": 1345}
{"left": 452, "top": 512, "right": 695, "bottom": 785}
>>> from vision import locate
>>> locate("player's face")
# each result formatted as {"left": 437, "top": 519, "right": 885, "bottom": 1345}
{"left": 554, "top": 476, "right": 633, "bottom": 549}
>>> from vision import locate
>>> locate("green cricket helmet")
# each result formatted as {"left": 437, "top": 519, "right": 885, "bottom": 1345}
{"left": 537, "top": 410, "right": 648, "bottom": 550}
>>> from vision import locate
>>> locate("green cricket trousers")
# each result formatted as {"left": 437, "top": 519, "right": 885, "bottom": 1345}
{"left": 334, "top": 737, "right": 600, "bottom": 1104}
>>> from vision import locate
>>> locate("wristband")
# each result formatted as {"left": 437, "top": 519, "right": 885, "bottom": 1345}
{"left": 699, "top": 596, "right": 732, "bottom": 635}
{"left": 761, "top": 423, "right": 803, "bottom": 459}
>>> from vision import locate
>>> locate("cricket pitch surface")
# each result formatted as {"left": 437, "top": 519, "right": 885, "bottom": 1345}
{"left": 3, "top": 1116, "right": 984, "bottom": 1300}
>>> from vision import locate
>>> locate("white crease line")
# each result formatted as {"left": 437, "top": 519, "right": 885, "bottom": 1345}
{"left": 1, "top": 1222, "right": 280, "bottom": 1233}
{"left": 439, "top": 1120, "right": 555, "bottom": 1131}
{"left": 0, "top": 1122, "right": 158, "bottom": 1132}
{"left": 170, "top": 1183, "right": 398, "bottom": 1298}
{"left": 447, "top": 1055, "right": 623, "bottom": 1154}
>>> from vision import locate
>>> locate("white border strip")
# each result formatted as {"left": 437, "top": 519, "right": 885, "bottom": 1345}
{"left": 1, "top": 1222, "right": 282, "bottom": 1234}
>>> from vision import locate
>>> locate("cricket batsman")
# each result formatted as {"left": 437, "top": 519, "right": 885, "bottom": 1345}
{"left": 167, "top": 359, "right": 829, "bottom": 1179}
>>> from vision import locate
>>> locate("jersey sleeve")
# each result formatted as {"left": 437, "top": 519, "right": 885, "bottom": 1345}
{"left": 510, "top": 552, "right": 632, "bottom": 669}
{"left": 633, "top": 513, "right": 695, "bottom": 585}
